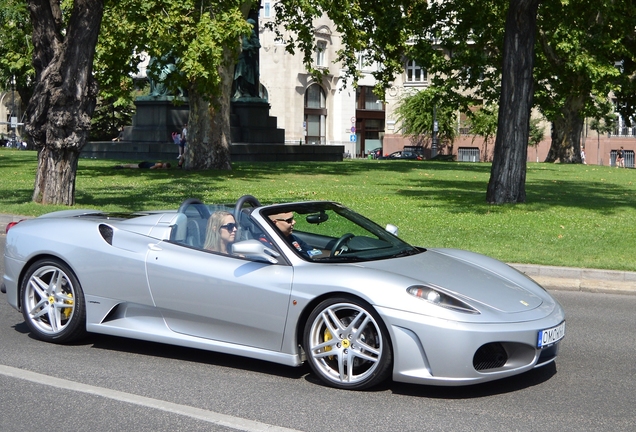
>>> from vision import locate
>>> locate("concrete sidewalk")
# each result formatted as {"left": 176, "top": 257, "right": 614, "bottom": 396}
{"left": 1, "top": 214, "right": 635, "bottom": 295}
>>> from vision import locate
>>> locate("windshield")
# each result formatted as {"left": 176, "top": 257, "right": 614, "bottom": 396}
{"left": 260, "top": 202, "right": 422, "bottom": 262}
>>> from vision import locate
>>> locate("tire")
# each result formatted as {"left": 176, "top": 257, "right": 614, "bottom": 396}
{"left": 21, "top": 258, "right": 87, "bottom": 343}
{"left": 303, "top": 297, "right": 392, "bottom": 390}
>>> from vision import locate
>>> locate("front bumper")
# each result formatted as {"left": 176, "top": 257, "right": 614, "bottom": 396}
{"left": 377, "top": 305, "right": 565, "bottom": 386}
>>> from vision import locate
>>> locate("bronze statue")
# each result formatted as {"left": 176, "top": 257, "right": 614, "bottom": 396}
{"left": 232, "top": 19, "right": 261, "bottom": 99}
{"left": 145, "top": 54, "right": 185, "bottom": 98}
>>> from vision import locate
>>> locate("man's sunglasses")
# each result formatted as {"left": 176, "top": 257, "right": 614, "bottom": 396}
{"left": 274, "top": 217, "right": 294, "bottom": 224}
{"left": 220, "top": 223, "right": 237, "bottom": 231}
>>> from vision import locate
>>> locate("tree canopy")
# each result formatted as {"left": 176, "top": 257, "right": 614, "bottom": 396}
{"left": 534, "top": 0, "right": 636, "bottom": 162}
{"left": 12, "top": 0, "right": 636, "bottom": 206}
{"left": 394, "top": 86, "right": 457, "bottom": 152}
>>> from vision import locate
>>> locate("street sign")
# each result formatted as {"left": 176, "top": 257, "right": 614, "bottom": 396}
{"left": 349, "top": 134, "right": 357, "bottom": 142}
{"left": 350, "top": 126, "right": 356, "bottom": 133}
{"left": 10, "top": 117, "right": 18, "bottom": 128}
{"left": 350, "top": 116, "right": 356, "bottom": 123}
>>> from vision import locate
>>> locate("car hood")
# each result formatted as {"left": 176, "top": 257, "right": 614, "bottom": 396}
{"left": 360, "top": 248, "right": 544, "bottom": 313}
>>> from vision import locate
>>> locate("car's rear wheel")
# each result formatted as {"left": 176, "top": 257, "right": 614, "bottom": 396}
{"left": 304, "top": 297, "right": 392, "bottom": 390}
{"left": 21, "top": 258, "right": 86, "bottom": 343}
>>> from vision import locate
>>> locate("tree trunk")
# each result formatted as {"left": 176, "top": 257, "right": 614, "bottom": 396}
{"left": 26, "top": 0, "right": 104, "bottom": 205}
{"left": 184, "top": 1, "right": 249, "bottom": 171}
{"left": 486, "top": 0, "right": 539, "bottom": 204}
{"left": 545, "top": 95, "right": 585, "bottom": 163}
{"left": 184, "top": 58, "right": 233, "bottom": 170}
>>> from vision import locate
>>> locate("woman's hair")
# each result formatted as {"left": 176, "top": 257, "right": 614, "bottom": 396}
{"left": 203, "top": 211, "right": 234, "bottom": 252}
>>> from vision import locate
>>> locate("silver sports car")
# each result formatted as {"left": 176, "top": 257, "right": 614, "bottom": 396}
{"left": 2, "top": 196, "right": 565, "bottom": 390}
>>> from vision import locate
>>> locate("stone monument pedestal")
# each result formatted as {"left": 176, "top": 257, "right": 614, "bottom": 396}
{"left": 124, "top": 97, "right": 189, "bottom": 143}
{"left": 230, "top": 99, "right": 285, "bottom": 144}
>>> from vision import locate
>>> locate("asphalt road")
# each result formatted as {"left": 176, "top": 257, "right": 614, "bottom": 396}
{"left": 1, "top": 234, "right": 636, "bottom": 431}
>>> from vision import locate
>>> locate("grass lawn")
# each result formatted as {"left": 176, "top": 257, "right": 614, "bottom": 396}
{"left": 1, "top": 148, "right": 635, "bottom": 271}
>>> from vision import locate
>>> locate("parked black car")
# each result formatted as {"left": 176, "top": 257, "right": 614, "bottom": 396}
{"left": 402, "top": 145, "right": 425, "bottom": 159}
{"left": 378, "top": 150, "right": 423, "bottom": 160}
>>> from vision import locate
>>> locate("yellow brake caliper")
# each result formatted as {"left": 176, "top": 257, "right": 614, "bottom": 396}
{"left": 324, "top": 328, "right": 334, "bottom": 359}
{"left": 62, "top": 293, "right": 74, "bottom": 319}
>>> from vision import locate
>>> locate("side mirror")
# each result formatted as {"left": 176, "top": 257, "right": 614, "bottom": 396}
{"left": 232, "top": 239, "right": 280, "bottom": 264}
{"left": 385, "top": 224, "right": 398, "bottom": 236}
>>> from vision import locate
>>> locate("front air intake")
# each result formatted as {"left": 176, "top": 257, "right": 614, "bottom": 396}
{"left": 473, "top": 342, "right": 508, "bottom": 371}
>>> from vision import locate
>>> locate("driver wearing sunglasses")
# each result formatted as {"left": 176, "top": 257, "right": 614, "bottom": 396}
{"left": 268, "top": 211, "right": 314, "bottom": 258}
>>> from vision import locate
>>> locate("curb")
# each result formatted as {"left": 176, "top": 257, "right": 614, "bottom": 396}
{"left": 510, "top": 264, "right": 636, "bottom": 296}
{"left": 1, "top": 214, "right": 634, "bottom": 295}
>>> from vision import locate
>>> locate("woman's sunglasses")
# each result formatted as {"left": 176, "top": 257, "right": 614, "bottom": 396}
{"left": 220, "top": 223, "right": 237, "bottom": 231}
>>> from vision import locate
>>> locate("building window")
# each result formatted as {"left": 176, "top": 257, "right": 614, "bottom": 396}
{"left": 356, "top": 52, "right": 378, "bottom": 72}
{"left": 458, "top": 147, "right": 480, "bottom": 162}
{"left": 262, "top": 1, "right": 272, "bottom": 18}
{"left": 356, "top": 86, "right": 384, "bottom": 111}
{"left": 405, "top": 60, "right": 426, "bottom": 83}
{"left": 305, "top": 83, "right": 325, "bottom": 109}
{"left": 304, "top": 84, "right": 327, "bottom": 145}
{"left": 315, "top": 41, "right": 327, "bottom": 67}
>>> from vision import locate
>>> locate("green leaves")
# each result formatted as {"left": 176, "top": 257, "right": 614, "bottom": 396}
{"left": 0, "top": 0, "right": 34, "bottom": 90}
{"left": 394, "top": 86, "right": 457, "bottom": 148}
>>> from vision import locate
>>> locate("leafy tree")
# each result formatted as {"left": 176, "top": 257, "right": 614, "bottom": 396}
{"left": 90, "top": 0, "right": 150, "bottom": 140}
{"left": 0, "top": 0, "right": 34, "bottom": 142}
{"left": 534, "top": 0, "right": 636, "bottom": 163}
{"left": 394, "top": 87, "right": 457, "bottom": 152}
{"left": 269, "top": 0, "right": 424, "bottom": 92}
{"left": 25, "top": 0, "right": 621, "bottom": 205}
{"left": 124, "top": 1, "right": 253, "bottom": 170}
{"left": 485, "top": 0, "right": 539, "bottom": 204}
{"left": 411, "top": 0, "right": 507, "bottom": 114}
{"left": 528, "top": 117, "right": 545, "bottom": 148}
{"left": 527, "top": 116, "right": 545, "bottom": 162}
{"left": 21, "top": 0, "right": 254, "bottom": 205}
{"left": 469, "top": 105, "right": 498, "bottom": 162}
{"left": 26, "top": 0, "right": 105, "bottom": 205}
{"left": 401, "top": 0, "right": 537, "bottom": 202}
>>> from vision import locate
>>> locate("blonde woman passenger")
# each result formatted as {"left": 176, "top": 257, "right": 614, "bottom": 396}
{"left": 203, "top": 211, "right": 237, "bottom": 254}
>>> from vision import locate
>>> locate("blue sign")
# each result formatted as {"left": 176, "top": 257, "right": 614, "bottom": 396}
{"left": 349, "top": 134, "right": 357, "bottom": 142}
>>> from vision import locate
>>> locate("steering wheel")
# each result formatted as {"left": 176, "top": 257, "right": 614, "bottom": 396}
{"left": 233, "top": 194, "right": 261, "bottom": 225}
{"left": 330, "top": 233, "right": 354, "bottom": 257}
{"left": 177, "top": 198, "right": 210, "bottom": 219}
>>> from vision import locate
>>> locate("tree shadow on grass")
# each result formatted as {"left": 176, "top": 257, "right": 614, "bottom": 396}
{"left": 386, "top": 166, "right": 636, "bottom": 215}
{"left": 8, "top": 158, "right": 634, "bottom": 215}
{"left": 232, "top": 159, "right": 494, "bottom": 177}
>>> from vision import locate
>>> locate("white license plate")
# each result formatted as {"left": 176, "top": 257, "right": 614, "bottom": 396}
{"left": 537, "top": 321, "right": 565, "bottom": 348}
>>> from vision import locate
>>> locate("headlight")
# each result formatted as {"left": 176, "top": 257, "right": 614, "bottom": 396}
{"left": 407, "top": 285, "right": 480, "bottom": 314}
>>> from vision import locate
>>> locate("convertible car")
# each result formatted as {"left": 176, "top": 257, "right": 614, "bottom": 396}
{"left": 2, "top": 196, "right": 565, "bottom": 390}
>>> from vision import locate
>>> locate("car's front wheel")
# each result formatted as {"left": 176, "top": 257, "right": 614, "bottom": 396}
{"left": 21, "top": 258, "right": 86, "bottom": 343}
{"left": 304, "top": 297, "right": 392, "bottom": 390}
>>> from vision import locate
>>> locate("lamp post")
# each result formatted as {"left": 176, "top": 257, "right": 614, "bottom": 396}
{"left": 431, "top": 105, "right": 438, "bottom": 158}
{"left": 10, "top": 75, "right": 16, "bottom": 146}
